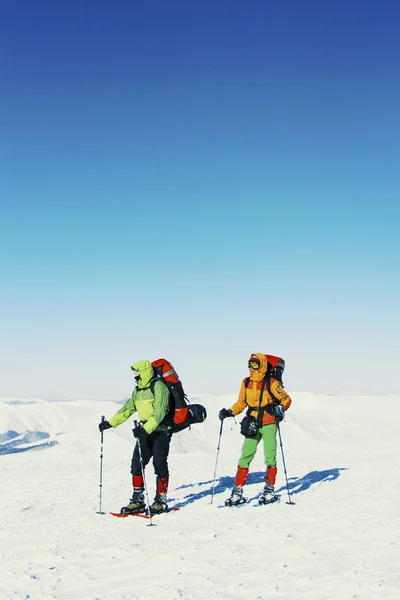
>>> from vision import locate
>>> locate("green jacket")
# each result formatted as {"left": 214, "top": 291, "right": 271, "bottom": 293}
{"left": 108, "top": 360, "right": 170, "bottom": 434}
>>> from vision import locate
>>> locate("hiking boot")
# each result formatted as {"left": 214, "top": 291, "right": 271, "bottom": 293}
{"left": 259, "top": 483, "right": 276, "bottom": 505}
{"left": 150, "top": 493, "right": 168, "bottom": 515}
{"left": 225, "top": 485, "right": 247, "bottom": 507}
{"left": 120, "top": 491, "right": 145, "bottom": 515}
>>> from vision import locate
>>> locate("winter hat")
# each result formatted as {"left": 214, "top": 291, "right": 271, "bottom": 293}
{"left": 130, "top": 360, "right": 154, "bottom": 388}
{"left": 249, "top": 354, "right": 261, "bottom": 366}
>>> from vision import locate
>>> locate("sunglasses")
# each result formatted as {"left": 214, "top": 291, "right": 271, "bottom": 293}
{"left": 248, "top": 361, "right": 260, "bottom": 370}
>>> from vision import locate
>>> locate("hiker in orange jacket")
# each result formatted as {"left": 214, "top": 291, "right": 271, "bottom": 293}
{"left": 219, "top": 353, "right": 292, "bottom": 505}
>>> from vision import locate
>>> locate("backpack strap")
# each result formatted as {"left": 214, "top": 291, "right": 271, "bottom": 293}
{"left": 138, "top": 377, "right": 158, "bottom": 395}
{"left": 150, "top": 377, "right": 175, "bottom": 421}
{"left": 257, "top": 378, "right": 268, "bottom": 424}
{"left": 265, "top": 377, "right": 274, "bottom": 401}
{"left": 245, "top": 376, "right": 279, "bottom": 420}
{"left": 245, "top": 377, "right": 267, "bottom": 425}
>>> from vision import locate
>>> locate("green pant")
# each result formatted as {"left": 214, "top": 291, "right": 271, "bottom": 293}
{"left": 238, "top": 423, "right": 277, "bottom": 469}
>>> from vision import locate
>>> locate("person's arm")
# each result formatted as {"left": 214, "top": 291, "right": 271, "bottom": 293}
{"left": 229, "top": 380, "right": 248, "bottom": 416}
{"left": 108, "top": 393, "right": 137, "bottom": 427}
{"left": 270, "top": 380, "right": 292, "bottom": 411}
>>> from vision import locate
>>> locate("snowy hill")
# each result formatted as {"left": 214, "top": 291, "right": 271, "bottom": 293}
{"left": 1, "top": 392, "right": 399, "bottom": 600}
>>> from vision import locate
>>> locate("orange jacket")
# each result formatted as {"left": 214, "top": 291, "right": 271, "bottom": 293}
{"left": 229, "top": 353, "right": 292, "bottom": 426}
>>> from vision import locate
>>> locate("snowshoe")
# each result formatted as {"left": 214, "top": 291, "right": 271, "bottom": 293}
{"left": 224, "top": 485, "right": 248, "bottom": 507}
{"left": 258, "top": 483, "right": 278, "bottom": 505}
{"left": 120, "top": 491, "right": 145, "bottom": 515}
{"left": 258, "top": 494, "right": 279, "bottom": 505}
{"left": 120, "top": 506, "right": 146, "bottom": 516}
{"left": 150, "top": 493, "right": 168, "bottom": 515}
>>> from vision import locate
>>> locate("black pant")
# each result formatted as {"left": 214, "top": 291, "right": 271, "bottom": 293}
{"left": 130, "top": 430, "right": 172, "bottom": 479}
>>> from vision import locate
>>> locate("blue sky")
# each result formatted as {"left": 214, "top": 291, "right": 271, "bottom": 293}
{"left": 1, "top": 0, "right": 399, "bottom": 399}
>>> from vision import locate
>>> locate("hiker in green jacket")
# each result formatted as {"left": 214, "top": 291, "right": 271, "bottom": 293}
{"left": 98, "top": 360, "right": 171, "bottom": 515}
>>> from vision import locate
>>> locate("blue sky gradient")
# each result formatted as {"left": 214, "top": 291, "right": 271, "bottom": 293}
{"left": 1, "top": 0, "right": 399, "bottom": 398}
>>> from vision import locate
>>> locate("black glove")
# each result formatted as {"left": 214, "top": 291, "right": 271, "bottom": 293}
{"left": 98, "top": 419, "right": 112, "bottom": 432}
{"left": 274, "top": 404, "right": 285, "bottom": 422}
{"left": 133, "top": 424, "right": 147, "bottom": 439}
{"left": 219, "top": 408, "right": 234, "bottom": 421}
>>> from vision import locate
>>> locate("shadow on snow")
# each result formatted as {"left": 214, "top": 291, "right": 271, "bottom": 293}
{"left": 172, "top": 467, "right": 347, "bottom": 508}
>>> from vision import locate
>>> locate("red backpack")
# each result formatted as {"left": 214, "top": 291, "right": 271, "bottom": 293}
{"left": 150, "top": 358, "right": 207, "bottom": 433}
{"left": 264, "top": 355, "right": 285, "bottom": 385}
{"left": 245, "top": 355, "right": 285, "bottom": 388}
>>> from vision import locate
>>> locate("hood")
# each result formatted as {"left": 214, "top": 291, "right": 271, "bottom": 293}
{"left": 131, "top": 360, "right": 154, "bottom": 388}
{"left": 249, "top": 352, "right": 268, "bottom": 382}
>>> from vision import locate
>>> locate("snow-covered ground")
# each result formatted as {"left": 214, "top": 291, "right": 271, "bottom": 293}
{"left": 1, "top": 391, "right": 399, "bottom": 600}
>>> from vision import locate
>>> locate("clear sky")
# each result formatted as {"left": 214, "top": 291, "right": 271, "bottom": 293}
{"left": 1, "top": 0, "right": 399, "bottom": 399}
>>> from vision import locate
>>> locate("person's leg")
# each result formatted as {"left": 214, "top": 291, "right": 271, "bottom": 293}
{"left": 261, "top": 423, "right": 277, "bottom": 478}
{"left": 150, "top": 431, "right": 172, "bottom": 513}
{"left": 238, "top": 433, "right": 261, "bottom": 470}
{"left": 226, "top": 432, "right": 261, "bottom": 505}
{"left": 130, "top": 436, "right": 153, "bottom": 477}
{"left": 259, "top": 424, "right": 278, "bottom": 503}
{"left": 151, "top": 431, "right": 171, "bottom": 481}
{"left": 123, "top": 438, "right": 153, "bottom": 513}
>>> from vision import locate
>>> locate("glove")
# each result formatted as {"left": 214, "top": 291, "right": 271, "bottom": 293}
{"left": 219, "top": 408, "right": 234, "bottom": 421}
{"left": 274, "top": 404, "right": 285, "bottom": 422}
{"left": 98, "top": 419, "right": 112, "bottom": 432}
{"left": 133, "top": 424, "right": 147, "bottom": 439}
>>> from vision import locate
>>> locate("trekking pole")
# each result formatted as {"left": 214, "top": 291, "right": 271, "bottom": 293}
{"left": 210, "top": 419, "right": 224, "bottom": 504}
{"left": 134, "top": 420, "right": 154, "bottom": 526}
{"left": 96, "top": 416, "right": 106, "bottom": 514}
{"left": 277, "top": 422, "right": 295, "bottom": 505}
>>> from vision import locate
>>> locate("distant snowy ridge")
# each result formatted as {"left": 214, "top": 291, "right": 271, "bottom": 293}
{"left": 0, "top": 430, "right": 58, "bottom": 455}
{"left": 0, "top": 396, "right": 48, "bottom": 405}
{"left": 2, "top": 392, "right": 399, "bottom": 458}
{"left": 0, "top": 396, "right": 128, "bottom": 405}
{"left": 0, "top": 396, "right": 121, "bottom": 455}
